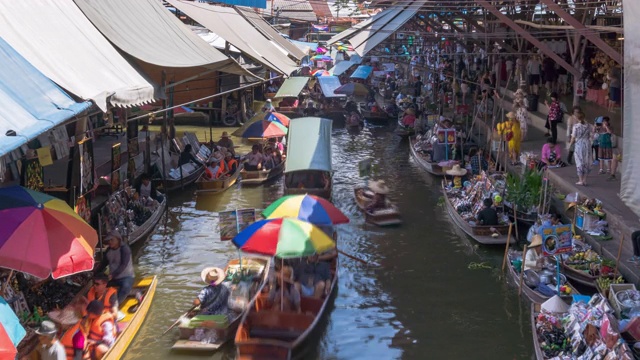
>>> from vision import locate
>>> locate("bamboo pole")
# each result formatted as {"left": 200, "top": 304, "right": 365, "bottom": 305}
{"left": 518, "top": 245, "right": 528, "bottom": 296}
{"left": 513, "top": 206, "right": 520, "bottom": 242}
{"left": 501, "top": 223, "right": 514, "bottom": 272}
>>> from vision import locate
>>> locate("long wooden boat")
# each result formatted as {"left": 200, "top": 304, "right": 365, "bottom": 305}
{"left": 353, "top": 186, "right": 401, "bottom": 226}
{"left": 531, "top": 303, "right": 546, "bottom": 360}
{"left": 507, "top": 251, "right": 576, "bottom": 304}
{"left": 394, "top": 126, "right": 414, "bottom": 138}
{"left": 172, "top": 256, "right": 270, "bottom": 352}
{"left": 441, "top": 182, "right": 513, "bottom": 245}
{"left": 103, "top": 276, "right": 158, "bottom": 360}
{"left": 504, "top": 201, "right": 538, "bottom": 225}
{"left": 127, "top": 196, "right": 166, "bottom": 246}
{"left": 559, "top": 261, "right": 600, "bottom": 289}
{"left": 284, "top": 173, "right": 332, "bottom": 199}
{"left": 235, "top": 257, "right": 338, "bottom": 359}
{"left": 156, "top": 166, "right": 205, "bottom": 193}
{"left": 240, "top": 161, "right": 284, "bottom": 185}
{"left": 409, "top": 136, "right": 445, "bottom": 177}
{"left": 195, "top": 165, "right": 243, "bottom": 194}
{"left": 361, "top": 109, "right": 391, "bottom": 125}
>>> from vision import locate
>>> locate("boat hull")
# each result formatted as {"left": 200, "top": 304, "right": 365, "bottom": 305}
{"left": 195, "top": 166, "right": 243, "bottom": 194}
{"left": 156, "top": 166, "right": 205, "bottom": 193}
{"left": 409, "top": 136, "right": 445, "bottom": 177}
{"left": 353, "top": 187, "right": 401, "bottom": 226}
{"left": 127, "top": 197, "right": 166, "bottom": 246}
{"left": 240, "top": 162, "right": 284, "bottom": 185}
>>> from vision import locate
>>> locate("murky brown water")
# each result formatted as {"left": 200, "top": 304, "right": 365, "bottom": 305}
{"left": 123, "top": 123, "right": 533, "bottom": 359}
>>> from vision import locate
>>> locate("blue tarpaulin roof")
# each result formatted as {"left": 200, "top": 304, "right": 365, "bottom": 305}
{"left": 349, "top": 65, "right": 373, "bottom": 79}
{"left": 201, "top": 0, "right": 266, "bottom": 9}
{"left": 0, "top": 37, "right": 91, "bottom": 157}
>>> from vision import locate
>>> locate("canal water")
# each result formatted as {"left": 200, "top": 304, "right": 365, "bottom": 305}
{"left": 123, "top": 123, "right": 533, "bottom": 359}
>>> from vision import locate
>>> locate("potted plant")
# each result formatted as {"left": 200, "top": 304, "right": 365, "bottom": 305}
{"left": 504, "top": 169, "right": 544, "bottom": 223}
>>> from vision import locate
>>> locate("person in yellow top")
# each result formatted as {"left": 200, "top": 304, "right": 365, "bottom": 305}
{"left": 497, "top": 112, "right": 522, "bottom": 166}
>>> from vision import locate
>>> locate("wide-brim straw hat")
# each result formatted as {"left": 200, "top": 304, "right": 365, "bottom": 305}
{"left": 48, "top": 307, "right": 81, "bottom": 326}
{"left": 368, "top": 180, "right": 390, "bottom": 194}
{"left": 506, "top": 111, "right": 517, "bottom": 119}
{"left": 405, "top": 108, "right": 415, "bottom": 115}
{"left": 35, "top": 320, "right": 57, "bottom": 336}
{"left": 541, "top": 295, "right": 570, "bottom": 314}
{"left": 530, "top": 234, "right": 543, "bottom": 247}
{"left": 201, "top": 267, "right": 226, "bottom": 286}
{"left": 446, "top": 164, "right": 467, "bottom": 176}
{"left": 221, "top": 131, "right": 229, "bottom": 138}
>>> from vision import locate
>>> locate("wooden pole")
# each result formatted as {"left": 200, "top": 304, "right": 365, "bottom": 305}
{"left": 518, "top": 245, "right": 528, "bottom": 295}
{"left": 501, "top": 223, "right": 514, "bottom": 272}
{"left": 98, "top": 214, "right": 104, "bottom": 261}
{"left": 614, "top": 235, "right": 625, "bottom": 276}
{"left": 512, "top": 206, "right": 520, "bottom": 242}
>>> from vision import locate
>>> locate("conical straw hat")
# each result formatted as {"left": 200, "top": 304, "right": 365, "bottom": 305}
{"left": 541, "top": 295, "right": 570, "bottom": 314}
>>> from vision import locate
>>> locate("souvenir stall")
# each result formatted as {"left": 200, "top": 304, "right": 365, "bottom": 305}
{"left": 445, "top": 172, "right": 510, "bottom": 227}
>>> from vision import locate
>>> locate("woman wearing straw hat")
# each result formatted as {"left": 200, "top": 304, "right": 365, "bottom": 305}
{"left": 524, "top": 235, "right": 544, "bottom": 271}
{"left": 446, "top": 164, "right": 468, "bottom": 189}
{"left": 401, "top": 107, "right": 417, "bottom": 129}
{"left": 499, "top": 112, "right": 522, "bottom": 166}
{"left": 193, "top": 267, "right": 231, "bottom": 318}
{"left": 366, "top": 180, "right": 390, "bottom": 212}
{"left": 217, "top": 132, "right": 235, "bottom": 156}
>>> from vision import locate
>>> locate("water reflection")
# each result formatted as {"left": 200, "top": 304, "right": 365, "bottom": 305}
{"left": 123, "top": 124, "right": 533, "bottom": 360}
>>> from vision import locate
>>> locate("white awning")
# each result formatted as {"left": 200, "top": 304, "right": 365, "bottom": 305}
{"left": 236, "top": 7, "right": 306, "bottom": 61}
{"left": 168, "top": 0, "right": 298, "bottom": 75}
{"left": 0, "top": 0, "right": 157, "bottom": 111}
{"left": 327, "top": 8, "right": 393, "bottom": 45}
{"left": 74, "top": 0, "right": 245, "bottom": 75}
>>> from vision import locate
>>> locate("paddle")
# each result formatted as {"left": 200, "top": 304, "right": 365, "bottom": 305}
{"left": 162, "top": 304, "right": 197, "bottom": 336}
{"left": 338, "top": 249, "right": 379, "bottom": 267}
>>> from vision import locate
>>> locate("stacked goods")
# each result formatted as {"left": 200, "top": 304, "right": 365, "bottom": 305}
{"left": 565, "top": 250, "right": 618, "bottom": 278}
{"left": 447, "top": 177, "right": 509, "bottom": 226}
{"left": 534, "top": 312, "right": 572, "bottom": 358}
{"left": 103, "top": 186, "right": 160, "bottom": 235}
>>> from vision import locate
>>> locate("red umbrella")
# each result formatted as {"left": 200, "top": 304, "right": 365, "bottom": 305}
{"left": 0, "top": 325, "right": 17, "bottom": 359}
{"left": 265, "top": 112, "right": 291, "bottom": 127}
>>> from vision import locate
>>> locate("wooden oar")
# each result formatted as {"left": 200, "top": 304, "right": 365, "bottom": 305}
{"left": 338, "top": 249, "right": 378, "bottom": 267}
{"left": 162, "top": 304, "right": 197, "bottom": 336}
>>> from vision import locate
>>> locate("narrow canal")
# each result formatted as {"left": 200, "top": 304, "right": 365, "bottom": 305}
{"left": 122, "top": 123, "right": 533, "bottom": 359}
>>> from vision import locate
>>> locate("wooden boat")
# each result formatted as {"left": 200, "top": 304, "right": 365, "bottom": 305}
{"left": 394, "top": 126, "right": 415, "bottom": 138}
{"left": 155, "top": 166, "right": 205, "bottom": 193}
{"left": 284, "top": 171, "right": 332, "bottom": 199}
{"left": 409, "top": 136, "right": 445, "bottom": 177}
{"left": 504, "top": 201, "right": 538, "bottom": 225}
{"left": 441, "top": 182, "right": 513, "bottom": 245}
{"left": 127, "top": 195, "right": 166, "bottom": 246}
{"left": 240, "top": 161, "right": 284, "bottom": 185}
{"left": 172, "top": 256, "right": 270, "bottom": 352}
{"left": 353, "top": 186, "right": 401, "bottom": 226}
{"left": 235, "top": 256, "right": 338, "bottom": 359}
{"left": 531, "top": 303, "right": 546, "bottom": 360}
{"left": 195, "top": 165, "right": 243, "bottom": 194}
{"left": 103, "top": 276, "right": 158, "bottom": 360}
{"left": 560, "top": 261, "right": 601, "bottom": 289}
{"left": 361, "top": 109, "right": 391, "bottom": 125}
{"left": 506, "top": 251, "right": 576, "bottom": 304}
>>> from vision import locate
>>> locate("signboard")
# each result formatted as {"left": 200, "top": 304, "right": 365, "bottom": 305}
{"left": 219, "top": 210, "right": 238, "bottom": 241}
{"left": 21, "top": 158, "right": 44, "bottom": 192}
{"left": 437, "top": 128, "right": 456, "bottom": 144}
{"left": 36, "top": 147, "right": 53, "bottom": 166}
{"left": 540, "top": 224, "right": 573, "bottom": 256}
{"left": 575, "top": 80, "right": 585, "bottom": 97}
{"left": 75, "top": 195, "right": 92, "bottom": 224}
{"left": 111, "top": 143, "right": 121, "bottom": 172}
{"left": 237, "top": 209, "right": 256, "bottom": 234}
{"left": 111, "top": 170, "right": 120, "bottom": 192}
{"left": 78, "top": 138, "right": 94, "bottom": 195}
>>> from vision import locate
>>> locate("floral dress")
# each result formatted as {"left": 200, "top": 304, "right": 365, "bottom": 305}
{"left": 572, "top": 123, "right": 592, "bottom": 177}
{"left": 515, "top": 107, "right": 530, "bottom": 139}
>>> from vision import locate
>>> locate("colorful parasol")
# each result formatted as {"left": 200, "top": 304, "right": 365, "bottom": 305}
{"left": 262, "top": 195, "right": 349, "bottom": 225}
{"left": 265, "top": 112, "right": 291, "bottom": 127}
{"left": 313, "top": 70, "right": 331, "bottom": 77}
{"left": 232, "top": 218, "right": 335, "bottom": 258}
{"left": 311, "top": 55, "right": 332, "bottom": 61}
{"left": 0, "top": 296, "right": 25, "bottom": 358}
{"left": 0, "top": 186, "right": 98, "bottom": 279}
{"left": 315, "top": 47, "right": 327, "bottom": 54}
{"left": 334, "top": 82, "right": 371, "bottom": 97}
{"left": 238, "top": 120, "right": 288, "bottom": 138}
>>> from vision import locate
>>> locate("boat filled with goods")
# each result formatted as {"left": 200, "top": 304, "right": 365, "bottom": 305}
{"left": 507, "top": 250, "right": 575, "bottom": 304}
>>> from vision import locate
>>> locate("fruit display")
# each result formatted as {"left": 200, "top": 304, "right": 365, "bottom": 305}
{"left": 564, "top": 250, "right": 616, "bottom": 277}
{"left": 596, "top": 276, "right": 625, "bottom": 293}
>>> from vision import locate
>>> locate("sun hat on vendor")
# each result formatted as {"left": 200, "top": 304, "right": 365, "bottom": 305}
{"left": 221, "top": 131, "right": 229, "bottom": 138}
{"left": 105, "top": 230, "right": 122, "bottom": 244}
{"left": 506, "top": 111, "right": 516, "bottom": 119}
{"left": 530, "top": 234, "right": 543, "bottom": 248}
{"left": 446, "top": 164, "right": 467, "bottom": 176}
{"left": 48, "top": 307, "right": 81, "bottom": 326}
{"left": 405, "top": 107, "right": 415, "bottom": 115}
{"left": 368, "top": 180, "right": 390, "bottom": 194}
{"left": 35, "top": 320, "right": 58, "bottom": 337}
{"left": 201, "top": 267, "right": 225, "bottom": 286}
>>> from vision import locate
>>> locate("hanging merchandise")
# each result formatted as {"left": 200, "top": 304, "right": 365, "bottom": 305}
{"left": 102, "top": 184, "right": 160, "bottom": 238}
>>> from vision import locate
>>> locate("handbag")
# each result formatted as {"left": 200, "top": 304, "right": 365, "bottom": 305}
{"left": 505, "top": 131, "right": 514, "bottom": 141}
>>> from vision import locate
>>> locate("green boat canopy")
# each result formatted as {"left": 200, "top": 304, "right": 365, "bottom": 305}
{"left": 275, "top": 77, "right": 309, "bottom": 98}
{"left": 285, "top": 117, "right": 333, "bottom": 173}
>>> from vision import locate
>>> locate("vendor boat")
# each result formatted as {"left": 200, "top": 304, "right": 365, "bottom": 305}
{"left": 531, "top": 303, "right": 548, "bottom": 360}
{"left": 409, "top": 136, "right": 445, "bottom": 177}
{"left": 234, "top": 256, "right": 338, "bottom": 360}
{"left": 441, "top": 181, "right": 513, "bottom": 245}
{"left": 560, "top": 260, "right": 614, "bottom": 290}
{"left": 127, "top": 196, "right": 166, "bottom": 246}
{"left": 172, "top": 256, "right": 270, "bottom": 352}
{"left": 507, "top": 250, "right": 576, "bottom": 304}
{"left": 240, "top": 161, "right": 284, "bottom": 186}
{"left": 103, "top": 276, "right": 158, "bottom": 360}
{"left": 361, "top": 109, "right": 391, "bottom": 125}
{"left": 156, "top": 165, "right": 205, "bottom": 193}
{"left": 503, "top": 201, "right": 538, "bottom": 225}
{"left": 195, "top": 165, "right": 243, "bottom": 194}
{"left": 353, "top": 186, "right": 401, "bottom": 226}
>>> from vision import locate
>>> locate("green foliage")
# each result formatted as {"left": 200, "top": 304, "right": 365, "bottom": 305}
{"left": 505, "top": 169, "right": 543, "bottom": 213}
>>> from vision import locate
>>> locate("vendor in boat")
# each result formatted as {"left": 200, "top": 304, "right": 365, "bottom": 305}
{"left": 476, "top": 198, "right": 499, "bottom": 226}
{"left": 194, "top": 267, "right": 232, "bottom": 318}
{"left": 217, "top": 132, "right": 235, "bottom": 156}
{"left": 445, "top": 164, "right": 468, "bottom": 188}
{"left": 94, "top": 231, "right": 135, "bottom": 305}
{"left": 366, "top": 180, "right": 390, "bottom": 212}
{"left": 225, "top": 152, "right": 238, "bottom": 175}
{"left": 401, "top": 107, "right": 417, "bottom": 128}
{"left": 304, "top": 101, "right": 318, "bottom": 116}
{"left": 468, "top": 148, "right": 488, "bottom": 176}
{"left": 261, "top": 99, "right": 275, "bottom": 113}
{"left": 524, "top": 235, "right": 544, "bottom": 271}
{"left": 268, "top": 137, "right": 285, "bottom": 153}
{"left": 178, "top": 144, "right": 203, "bottom": 167}
{"left": 135, "top": 173, "right": 164, "bottom": 203}
{"left": 243, "top": 145, "right": 264, "bottom": 171}
{"left": 266, "top": 262, "right": 301, "bottom": 313}
{"left": 85, "top": 301, "right": 116, "bottom": 360}
{"left": 294, "top": 254, "right": 331, "bottom": 299}
{"left": 81, "top": 273, "right": 118, "bottom": 322}
{"left": 31, "top": 320, "right": 66, "bottom": 360}
{"left": 263, "top": 147, "right": 278, "bottom": 170}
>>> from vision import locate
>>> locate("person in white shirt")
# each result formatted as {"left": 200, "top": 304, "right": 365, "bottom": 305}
{"left": 243, "top": 145, "right": 265, "bottom": 171}
{"left": 524, "top": 235, "right": 544, "bottom": 271}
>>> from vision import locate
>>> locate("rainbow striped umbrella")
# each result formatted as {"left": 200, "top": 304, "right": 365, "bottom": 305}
{"left": 262, "top": 195, "right": 349, "bottom": 225}
{"left": 265, "top": 112, "right": 291, "bottom": 127}
{"left": 239, "top": 120, "right": 287, "bottom": 138}
{"left": 0, "top": 186, "right": 98, "bottom": 279}
{"left": 232, "top": 218, "right": 335, "bottom": 258}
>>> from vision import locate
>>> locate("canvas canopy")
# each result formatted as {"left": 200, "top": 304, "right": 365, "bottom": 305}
{"left": 329, "top": 60, "right": 355, "bottom": 76}
{"left": 0, "top": 0, "right": 157, "bottom": 111}
{"left": 326, "top": 8, "right": 393, "bottom": 45}
{"left": 168, "top": 0, "right": 298, "bottom": 75}
{"left": 236, "top": 7, "right": 305, "bottom": 61}
{"left": 350, "top": 66, "right": 373, "bottom": 79}
{"left": 275, "top": 77, "right": 310, "bottom": 98}
{"left": 285, "top": 117, "right": 332, "bottom": 173}
{"left": 317, "top": 76, "right": 346, "bottom": 98}
{"left": 0, "top": 37, "right": 91, "bottom": 156}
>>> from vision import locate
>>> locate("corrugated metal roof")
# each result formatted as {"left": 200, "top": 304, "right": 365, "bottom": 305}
{"left": 272, "top": 0, "right": 313, "bottom": 12}
{"left": 310, "top": 0, "right": 332, "bottom": 18}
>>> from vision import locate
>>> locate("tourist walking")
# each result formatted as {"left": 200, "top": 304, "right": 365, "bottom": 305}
{"left": 598, "top": 118, "right": 614, "bottom": 174}
{"left": 565, "top": 106, "right": 582, "bottom": 164}
{"left": 513, "top": 100, "right": 530, "bottom": 140}
{"left": 544, "top": 92, "right": 563, "bottom": 143}
{"left": 568, "top": 113, "right": 592, "bottom": 186}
